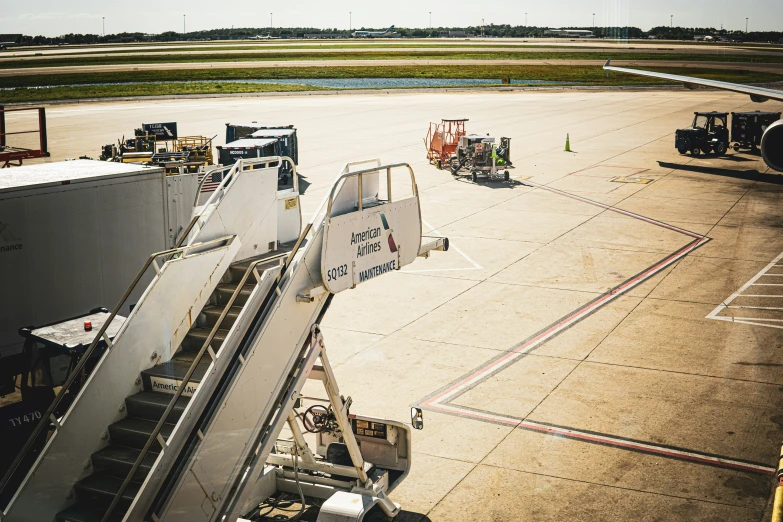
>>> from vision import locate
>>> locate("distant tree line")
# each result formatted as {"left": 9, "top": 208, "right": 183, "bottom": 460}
{"left": 17, "top": 25, "right": 783, "bottom": 45}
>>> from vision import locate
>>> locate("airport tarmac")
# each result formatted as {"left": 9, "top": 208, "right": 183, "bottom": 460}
{"left": 18, "top": 89, "right": 783, "bottom": 520}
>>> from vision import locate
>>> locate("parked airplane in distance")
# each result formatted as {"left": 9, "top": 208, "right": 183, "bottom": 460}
{"left": 246, "top": 35, "right": 278, "bottom": 40}
{"left": 352, "top": 26, "right": 396, "bottom": 38}
{"left": 603, "top": 59, "right": 783, "bottom": 172}
{"left": 0, "top": 33, "right": 22, "bottom": 50}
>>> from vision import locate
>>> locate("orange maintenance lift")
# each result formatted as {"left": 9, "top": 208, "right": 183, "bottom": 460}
{"left": 425, "top": 118, "right": 467, "bottom": 169}
{"left": 0, "top": 106, "right": 49, "bottom": 168}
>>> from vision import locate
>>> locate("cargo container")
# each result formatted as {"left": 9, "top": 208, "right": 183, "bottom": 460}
{"left": 224, "top": 122, "right": 294, "bottom": 143}
{"left": 731, "top": 111, "right": 781, "bottom": 151}
{"left": 0, "top": 160, "right": 198, "bottom": 362}
{"left": 215, "top": 138, "right": 286, "bottom": 179}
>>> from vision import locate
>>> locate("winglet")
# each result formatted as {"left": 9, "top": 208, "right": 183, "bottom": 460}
{"left": 604, "top": 59, "right": 611, "bottom": 68}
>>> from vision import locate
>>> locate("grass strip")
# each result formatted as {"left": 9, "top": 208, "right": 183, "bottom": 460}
{"left": 0, "top": 82, "right": 328, "bottom": 103}
{"left": 2, "top": 65, "right": 781, "bottom": 90}
{"left": 3, "top": 50, "right": 783, "bottom": 69}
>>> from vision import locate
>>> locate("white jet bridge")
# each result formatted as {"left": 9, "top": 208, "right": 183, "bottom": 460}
{"left": 0, "top": 158, "right": 447, "bottom": 522}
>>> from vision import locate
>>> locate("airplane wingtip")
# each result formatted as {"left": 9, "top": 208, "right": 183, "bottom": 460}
{"left": 604, "top": 59, "right": 611, "bottom": 68}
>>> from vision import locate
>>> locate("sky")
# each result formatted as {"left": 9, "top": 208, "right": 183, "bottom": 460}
{"left": 2, "top": 0, "right": 781, "bottom": 37}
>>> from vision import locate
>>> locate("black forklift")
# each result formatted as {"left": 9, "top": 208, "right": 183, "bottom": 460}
{"left": 675, "top": 112, "right": 729, "bottom": 156}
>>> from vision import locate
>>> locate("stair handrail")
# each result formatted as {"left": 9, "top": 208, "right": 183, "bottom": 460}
{"left": 279, "top": 158, "right": 380, "bottom": 266}
{"left": 106, "top": 160, "right": 365, "bottom": 521}
{"left": 173, "top": 156, "right": 297, "bottom": 251}
{"left": 101, "top": 251, "right": 289, "bottom": 522}
{"left": 186, "top": 157, "right": 296, "bottom": 249}
{"left": 0, "top": 235, "right": 237, "bottom": 509}
{"left": 325, "top": 162, "right": 418, "bottom": 217}
{"left": 193, "top": 156, "right": 298, "bottom": 208}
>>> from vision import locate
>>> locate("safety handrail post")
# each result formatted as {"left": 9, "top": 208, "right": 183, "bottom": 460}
{"left": 0, "top": 236, "right": 234, "bottom": 508}
{"left": 100, "top": 252, "right": 287, "bottom": 522}
{"left": 325, "top": 162, "right": 417, "bottom": 219}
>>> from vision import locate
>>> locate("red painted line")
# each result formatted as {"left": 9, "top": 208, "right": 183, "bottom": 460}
{"left": 424, "top": 402, "right": 774, "bottom": 475}
{"left": 424, "top": 237, "right": 707, "bottom": 407}
{"left": 416, "top": 182, "right": 754, "bottom": 474}
{"left": 527, "top": 180, "right": 704, "bottom": 239}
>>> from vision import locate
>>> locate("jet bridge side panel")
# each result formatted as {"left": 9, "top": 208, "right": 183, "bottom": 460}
{"left": 4, "top": 239, "right": 240, "bottom": 522}
{"left": 158, "top": 229, "right": 328, "bottom": 522}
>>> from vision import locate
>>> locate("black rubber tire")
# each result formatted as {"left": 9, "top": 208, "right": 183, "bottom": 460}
{"left": 471, "top": 172, "right": 478, "bottom": 182}
{"left": 716, "top": 142, "right": 727, "bottom": 155}
{"left": 504, "top": 171, "right": 510, "bottom": 181}
{"left": 449, "top": 156, "right": 461, "bottom": 174}
{"left": 733, "top": 143, "right": 740, "bottom": 152}
{"left": 677, "top": 146, "right": 688, "bottom": 154}
{"left": 436, "top": 159, "right": 442, "bottom": 170}
{"left": 691, "top": 148, "right": 701, "bottom": 156}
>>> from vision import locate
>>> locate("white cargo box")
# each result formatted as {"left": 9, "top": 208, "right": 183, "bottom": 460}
{"left": 0, "top": 160, "right": 198, "bottom": 356}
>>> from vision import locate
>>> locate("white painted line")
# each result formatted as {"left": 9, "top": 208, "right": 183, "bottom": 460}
{"left": 403, "top": 219, "right": 483, "bottom": 274}
{"left": 706, "top": 250, "right": 783, "bottom": 324}
{"left": 735, "top": 295, "right": 783, "bottom": 298}
{"left": 750, "top": 284, "right": 783, "bottom": 286}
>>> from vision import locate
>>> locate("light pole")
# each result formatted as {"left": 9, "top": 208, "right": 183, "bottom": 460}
{"left": 349, "top": 12, "right": 351, "bottom": 31}
{"left": 745, "top": 17, "right": 748, "bottom": 33}
{"left": 525, "top": 13, "right": 528, "bottom": 26}
{"left": 670, "top": 14, "right": 673, "bottom": 28}
{"left": 592, "top": 13, "right": 595, "bottom": 27}
{"left": 183, "top": 14, "right": 186, "bottom": 36}
{"left": 102, "top": 16, "right": 105, "bottom": 37}
{"left": 270, "top": 13, "right": 273, "bottom": 29}
{"left": 429, "top": 12, "right": 432, "bottom": 29}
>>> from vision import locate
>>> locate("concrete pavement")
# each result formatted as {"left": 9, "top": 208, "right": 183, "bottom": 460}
{"left": 10, "top": 89, "right": 783, "bottom": 520}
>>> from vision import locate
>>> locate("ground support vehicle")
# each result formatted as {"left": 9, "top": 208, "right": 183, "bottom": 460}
{"left": 425, "top": 119, "right": 468, "bottom": 169}
{"left": 675, "top": 112, "right": 729, "bottom": 156}
{"left": 449, "top": 134, "right": 512, "bottom": 182}
{"left": 731, "top": 111, "right": 781, "bottom": 151}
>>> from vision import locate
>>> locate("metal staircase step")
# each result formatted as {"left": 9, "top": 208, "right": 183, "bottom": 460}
{"left": 182, "top": 326, "right": 230, "bottom": 351}
{"left": 56, "top": 502, "right": 124, "bottom": 522}
{"left": 108, "top": 417, "right": 174, "bottom": 451}
{"left": 214, "top": 282, "right": 254, "bottom": 306}
{"left": 125, "top": 391, "right": 189, "bottom": 423}
{"left": 91, "top": 445, "right": 158, "bottom": 481}
{"left": 141, "top": 355, "right": 211, "bottom": 395}
{"left": 200, "top": 305, "right": 244, "bottom": 328}
{"left": 227, "top": 247, "right": 291, "bottom": 282}
{"left": 73, "top": 472, "right": 139, "bottom": 508}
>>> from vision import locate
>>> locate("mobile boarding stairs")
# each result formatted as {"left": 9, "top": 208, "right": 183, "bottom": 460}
{"left": 0, "top": 157, "right": 447, "bottom": 522}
